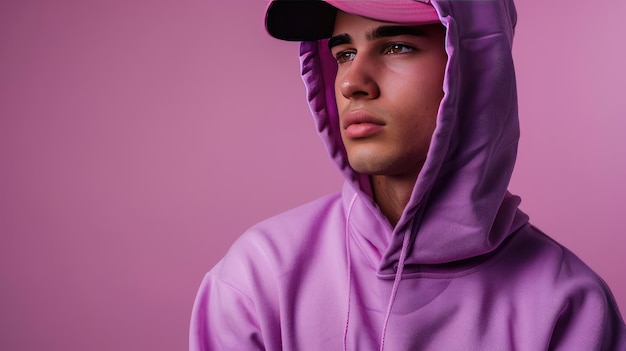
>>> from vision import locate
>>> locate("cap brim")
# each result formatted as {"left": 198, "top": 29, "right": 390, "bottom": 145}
{"left": 265, "top": 0, "right": 441, "bottom": 42}
{"left": 265, "top": 1, "right": 337, "bottom": 41}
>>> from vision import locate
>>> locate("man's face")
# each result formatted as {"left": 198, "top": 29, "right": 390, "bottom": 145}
{"left": 329, "top": 11, "right": 446, "bottom": 179}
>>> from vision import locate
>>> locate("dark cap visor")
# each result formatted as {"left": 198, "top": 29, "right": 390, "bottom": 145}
{"left": 265, "top": 0, "right": 338, "bottom": 41}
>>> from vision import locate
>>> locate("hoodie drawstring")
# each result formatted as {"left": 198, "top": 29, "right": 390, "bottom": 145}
{"left": 343, "top": 193, "right": 358, "bottom": 351}
{"left": 379, "top": 229, "right": 411, "bottom": 351}
{"left": 343, "top": 193, "right": 412, "bottom": 351}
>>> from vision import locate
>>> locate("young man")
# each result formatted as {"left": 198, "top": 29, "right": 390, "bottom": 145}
{"left": 191, "top": 1, "right": 626, "bottom": 350}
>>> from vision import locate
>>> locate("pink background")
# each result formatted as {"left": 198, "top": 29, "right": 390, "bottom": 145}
{"left": 1, "top": 0, "right": 624, "bottom": 349}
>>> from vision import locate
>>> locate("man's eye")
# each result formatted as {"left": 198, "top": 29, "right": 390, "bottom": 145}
{"left": 335, "top": 50, "right": 356, "bottom": 64}
{"left": 384, "top": 44, "right": 414, "bottom": 55}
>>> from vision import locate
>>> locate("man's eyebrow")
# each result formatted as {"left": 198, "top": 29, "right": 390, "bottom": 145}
{"left": 328, "top": 26, "right": 428, "bottom": 51}
{"left": 367, "top": 25, "right": 428, "bottom": 40}
{"left": 328, "top": 34, "right": 351, "bottom": 51}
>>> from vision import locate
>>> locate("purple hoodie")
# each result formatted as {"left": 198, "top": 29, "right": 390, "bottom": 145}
{"left": 190, "top": 0, "right": 626, "bottom": 350}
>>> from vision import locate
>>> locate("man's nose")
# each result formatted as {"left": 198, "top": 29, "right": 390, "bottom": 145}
{"left": 337, "top": 56, "right": 380, "bottom": 100}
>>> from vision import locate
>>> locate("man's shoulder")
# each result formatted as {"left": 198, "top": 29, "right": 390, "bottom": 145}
{"left": 499, "top": 224, "right": 617, "bottom": 299}
{"left": 257, "top": 192, "right": 343, "bottom": 228}
{"left": 213, "top": 192, "right": 346, "bottom": 282}
{"left": 228, "top": 192, "right": 344, "bottom": 254}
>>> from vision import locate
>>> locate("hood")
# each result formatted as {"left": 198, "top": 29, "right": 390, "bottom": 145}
{"left": 299, "top": 0, "right": 529, "bottom": 272}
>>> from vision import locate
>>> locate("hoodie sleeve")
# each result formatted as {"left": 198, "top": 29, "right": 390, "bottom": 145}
{"left": 189, "top": 264, "right": 265, "bottom": 351}
{"left": 548, "top": 270, "right": 626, "bottom": 350}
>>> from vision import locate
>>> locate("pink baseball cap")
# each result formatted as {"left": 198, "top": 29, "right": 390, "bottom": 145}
{"left": 265, "top": 0, "right": 440, "bottom": 41}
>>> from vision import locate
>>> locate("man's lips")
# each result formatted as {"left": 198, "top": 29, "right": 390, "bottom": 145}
{"left": 342, "top": 110, "right": 385, "bottom": 139}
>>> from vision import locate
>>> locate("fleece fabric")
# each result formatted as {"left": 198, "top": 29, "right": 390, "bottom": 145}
{"left": 190, "top": 0, "right": 626, "bottom": 350}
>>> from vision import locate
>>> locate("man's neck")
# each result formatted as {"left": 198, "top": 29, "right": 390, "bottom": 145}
{"left": 370, "top": 174, "right": 418, "bottom": 227}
